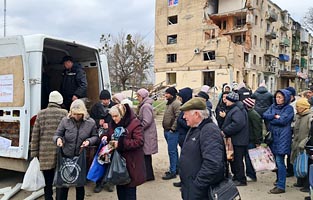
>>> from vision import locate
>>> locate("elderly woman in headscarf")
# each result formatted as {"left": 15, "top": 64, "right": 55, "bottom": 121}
{"left": 136, "top": 88, "right": 158, "bottom": 181}
{"left": 54, "top": 99, "right": 99, "bottom": 200}
{"left": 291, "top": 98, "right": 313, "bottom": 192}
{"left": 106, "top": 103, "right": 146, "bottom": 200}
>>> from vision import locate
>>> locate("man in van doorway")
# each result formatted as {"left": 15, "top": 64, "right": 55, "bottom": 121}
{"left": 60, "top": 56, "right": 88, "bottom": 110}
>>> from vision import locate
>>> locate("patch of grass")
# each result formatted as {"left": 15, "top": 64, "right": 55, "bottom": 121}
{"left": 153, "top": 100, "right": 166, "bottom": 115}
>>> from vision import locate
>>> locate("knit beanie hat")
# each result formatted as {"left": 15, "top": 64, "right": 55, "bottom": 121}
{"left": 49, "top": 91, "right": 63, "bottom": 105}
{"left": 69, "top": 99, "right": 89, "bottom": 119}
{"left": 196, "top": 91, "right": 209, "bottom": 101}
{"left": 243, "top": 97, "right": 255, "bottom": 109}
{"left": 296, "top": 98, "right": 310, "bottom": 109}
{"left": 165, "top": 87, "right": 178, "bottom": 97}
{"left": 99, "top": 89, "right": 111, "bottom": 100}
{"left": 112, "top": 93, "right": 126, "bottom": 103}
{"left": 137, "top": 88, "right": 149, "bottom": 99}
{"left": 226, "top": 92, "right": 239, "bottom": 102}
{"left": 200, "top": 85, "right": 210, "bottom": 93}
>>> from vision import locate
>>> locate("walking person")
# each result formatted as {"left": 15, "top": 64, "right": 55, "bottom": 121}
{"left": 54, "top": 99, "right": 99, "bottom": 200}
{"left": 162, "top": 86, "right": 181, "bottom": 180}
{"left": 179, "top": 97, "right": 225, "bottom": 199}
{"left": 136, "top": 88, "right": 158, "bottom": 182}
{"left": 30, "top": 91, "right": 68, "bottom": 200}
{"left": 242, "top": 98, "right": 263, "bottom": 182}
{"left": 221, "top": 92, "right": 249, "bottom": 186}
{"left": 60, "top": 56, "right": 88, "bottom": 110}
{"left": 263, "top": 89, "right": 294, "bottom": 194}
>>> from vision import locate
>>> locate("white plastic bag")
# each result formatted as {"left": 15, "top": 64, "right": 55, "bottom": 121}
{"left": 21, "top": 157, "right": 46, "bottom": 191}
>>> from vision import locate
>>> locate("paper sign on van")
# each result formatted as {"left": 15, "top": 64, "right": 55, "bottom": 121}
{"left": 0, "top": 136, "right": 12, "bottom": 149}
{"left": 0, "top": 74, "right": 14, "bottom": 103}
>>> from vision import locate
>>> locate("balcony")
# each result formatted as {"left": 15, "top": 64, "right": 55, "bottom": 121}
{"left": 301, "top": 58, "right": 308, "bottom": 68}
{"left": 264, "top": 66, "right": 276, "bottom": 74}
{"left": 280, "top": 22, "right": 290, "bottom": 31}
{"left": 301, "top": 48, "right": 308, "bottom": 56}
{"left": 265, "top": 31, "right": 277, "bottom": 40}
{"left": 264, "top": 49, "right": 275, "bottom": 57}
{"left": 279, "top": 54, "right": 290, "bottom": 62}
{"left": 279, "top": 38, "right": 290, "bottom": 47}
{"left": 266, "top": 10, "right": 278, "bottom": 22}
{"left": 292, "top": 44, "right": 300, "bottom": 52}
{"left": 279, "top": 70, "right": 296, "bottom": 78}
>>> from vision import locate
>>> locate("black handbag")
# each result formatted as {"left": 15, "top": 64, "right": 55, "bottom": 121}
{"left": 209, "top": 178, "right": 240, "bottom": 200}
{"left": 264, "top": 131, "right": 273, "bottom": 145}
{"left": 209, "top": 143, "right": 241, "bottom": 200}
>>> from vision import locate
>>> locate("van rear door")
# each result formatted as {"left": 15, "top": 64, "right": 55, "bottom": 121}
{"left": 0, "top": 36, "right": 30, "bottom": 160}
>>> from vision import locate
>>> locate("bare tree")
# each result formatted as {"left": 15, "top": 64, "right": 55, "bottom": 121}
{"left": 303, "top": 7, "right": 313, "bottom": 32}
{"left": 100, "top": 32, "right": 153, "bottom": 91}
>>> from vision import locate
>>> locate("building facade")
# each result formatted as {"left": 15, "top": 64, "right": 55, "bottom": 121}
{"left": 154, "top": 0, "right": 313, "bottom": 93}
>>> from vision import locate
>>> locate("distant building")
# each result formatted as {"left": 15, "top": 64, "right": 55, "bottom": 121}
{"left": 154, "top": 0, "right": 313, "bottom": 93}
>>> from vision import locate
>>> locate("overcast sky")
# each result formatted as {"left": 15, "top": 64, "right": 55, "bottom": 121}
{"left": 0, "top": 0, "right": 311, "bottom": 48}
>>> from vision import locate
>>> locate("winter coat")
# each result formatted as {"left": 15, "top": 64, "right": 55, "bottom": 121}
{"left": 263, "top": 89, "right": 294, "bottom": 155}
{"left": 246, "top": 108, "right": 263, "bottom": 144}
{"left": 215, "top": 98, "right": 228, "bottom": 128}
{"left": 53, "top": 116, "right": 99, "bottom": 157}
{"left": 137, "top": 97, "right": 158, "bottom": 155}
{"left": 61, "top": 63, "right": 88, "bottom": 109}
{"left": 251, "top": 86, "right": 273, "bottom": 116}
{"left": 108, "top": 104, "right": 146, "bottom": 187}
{"left": 222, "top": 101, "right": 249, "bottom": 146}
{"left": 291, "top": 110, "right": 313, "bottom": 163}
{"left": 90, "top": 100, "right": 115, "bottom": 128}
{"left": 180, "top": 118, "right": 225, "bottom": 200}
{"left": 162, "top": 97, "right": 181, "bottom": 131}
{"left": 30, "top": 103, "right": 68, "bottom": 170}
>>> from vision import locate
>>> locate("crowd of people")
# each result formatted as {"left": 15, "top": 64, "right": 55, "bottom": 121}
{"left": 29, "top": 57, "right": 313, "bottom": 200}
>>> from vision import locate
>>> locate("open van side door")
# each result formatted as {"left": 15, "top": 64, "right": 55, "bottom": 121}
{"left": 0, "top": 36, "right": 30, "bottom": 160}
{"left": 99, "top": 54, "right": 111, "bottom": 92}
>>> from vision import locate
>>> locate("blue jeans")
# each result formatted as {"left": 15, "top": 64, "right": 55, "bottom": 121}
{"left": 164, "top": 130, "right": 179, "bottom": 174}
{"left": 275, "top": 154, "right": 286, "bottom": 190}
{"left": 245, "top": 143, "right": 257, "bottom": 180}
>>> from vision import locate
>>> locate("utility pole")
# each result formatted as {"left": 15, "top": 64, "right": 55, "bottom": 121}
{"left": 4, "top": 0, "right": 6, "bottom": 37}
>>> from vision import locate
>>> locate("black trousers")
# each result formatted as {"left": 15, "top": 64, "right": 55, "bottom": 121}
{"left": 116, "top": 185, "right": 136, "bottom": 200}
{"left": 231, "top": 145, "right": 247, "bottom": 183}
{"left": 144, "top": 155, "right": 155, "bottom": 181}
{"left": 56, "top": 186, "right": 85, "bottom": 200}
{"left": 43, "top": 169, "right": 55, "bottom": 200}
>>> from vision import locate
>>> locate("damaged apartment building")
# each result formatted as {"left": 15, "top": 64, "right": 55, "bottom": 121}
{"left": 154, "top": 0, "right": 313, "bottom": 93}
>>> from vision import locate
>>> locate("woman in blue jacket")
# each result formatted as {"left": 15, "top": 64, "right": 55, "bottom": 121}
{"left": 263, "top": 89, "right": 294, "bottom": 194}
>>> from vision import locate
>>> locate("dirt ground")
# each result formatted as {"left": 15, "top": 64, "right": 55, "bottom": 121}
{"left": 0, "top": 114, "right": 309, "bottom": 200}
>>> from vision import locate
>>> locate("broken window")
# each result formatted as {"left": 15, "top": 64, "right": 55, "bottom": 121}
{"left": 205, "top": 29, "right": 216, "bottom": 40}
{"left": 203, "top": 51, "right": 216, "bottom": 61}
{"left": 233, "top": 35, "right": 246, "bottom": 44}
{"left": 217, "top": 20, "right": 227, "bottom": 30}
{"left": 168, "top": 15, "right": 178, "bottom": 25}
{"left": 167, "top": 54, "right": 177, "bottom": 63}
{"left": 235, "top": 17, "right": 246, "bottom": 28}
{"left": 244, "top": 53, "right": 249, "bottom": 63}
{"left": 167, "top": 34, "right": 177, "bottom": 44}
{"left": 166, "top": 72, "right": 176, "bottom": 85}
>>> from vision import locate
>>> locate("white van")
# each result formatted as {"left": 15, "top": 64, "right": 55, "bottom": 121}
{"left": 0, "top": 34, "right": 110, "bottom": 172}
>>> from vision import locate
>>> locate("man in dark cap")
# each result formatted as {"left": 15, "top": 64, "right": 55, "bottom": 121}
{"left": 90, "top": 89, "right": 116, "bottom": 193}
{"left": 179, "top": 97, "right": 225, "bottom": 199}
{"left": 221, "top": 92, "right": 249, "bottom": 186}
{"left": 60, "top": 55, "right": 88, "bottom": 110}
{"left": 162, "top": 86, "right": 181, "bottom": 180}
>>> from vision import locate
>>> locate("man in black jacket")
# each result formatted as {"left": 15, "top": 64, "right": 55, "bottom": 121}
{"left": 179, "top": 97, "right": 225, "bottom": 200}
{"left": 60, "top": 56, "right": 88, "bottom": 110}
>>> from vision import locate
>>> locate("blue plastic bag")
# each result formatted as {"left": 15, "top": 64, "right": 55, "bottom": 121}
{"left": 294, "top": 151, "right": 308, "bottom": 178}
{"left": 87, "top": 143, "right": 107, "bottom": 182}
